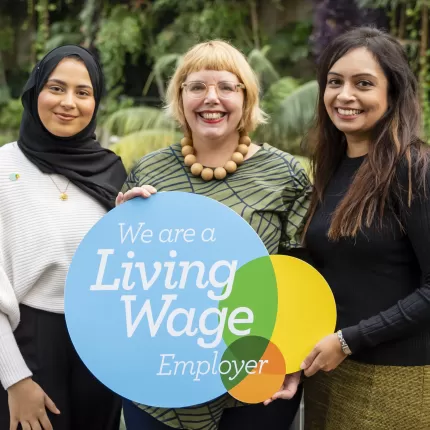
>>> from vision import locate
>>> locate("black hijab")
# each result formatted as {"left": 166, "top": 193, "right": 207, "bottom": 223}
{"left": 17, "top": 45, "right": 127, "bottom": 210}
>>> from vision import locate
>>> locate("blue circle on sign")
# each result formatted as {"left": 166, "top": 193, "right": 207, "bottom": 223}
{"left": 65, "top": 191, "right": 268, "bottom": 407}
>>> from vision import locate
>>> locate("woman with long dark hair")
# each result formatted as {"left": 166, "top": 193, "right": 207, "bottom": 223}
{"left": 301, "top": 27, "right": 430, "bottom": 429}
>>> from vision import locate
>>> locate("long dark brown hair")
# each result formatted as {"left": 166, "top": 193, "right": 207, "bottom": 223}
{"left": 305, "top": 27, "right": 429, "bottom": 240}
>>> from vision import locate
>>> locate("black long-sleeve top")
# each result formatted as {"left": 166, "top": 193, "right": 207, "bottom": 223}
{"left": 306, "top": 154, "right": 430, "bottom": 366}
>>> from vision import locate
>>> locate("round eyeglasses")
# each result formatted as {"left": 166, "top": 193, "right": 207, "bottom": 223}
{"left": 181, "top": 81, "right": 246, "bottom": 99}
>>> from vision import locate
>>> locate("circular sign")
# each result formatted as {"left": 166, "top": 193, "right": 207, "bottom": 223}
{"left": 65, "top": 191, "right": 336, "bottom": 408}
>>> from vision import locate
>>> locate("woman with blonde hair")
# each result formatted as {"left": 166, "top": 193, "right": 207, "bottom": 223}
{"left": 118, "top": 40, "right": 311, "bottom": 429}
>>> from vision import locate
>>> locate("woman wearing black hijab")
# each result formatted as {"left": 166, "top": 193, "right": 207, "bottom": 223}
{"left": 0, "top": 46, "right": 126, "bottom": 430}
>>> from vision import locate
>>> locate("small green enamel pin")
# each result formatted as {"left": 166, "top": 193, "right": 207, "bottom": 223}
{"left": 9, "top": 173, "right": 20, "bottom": 181}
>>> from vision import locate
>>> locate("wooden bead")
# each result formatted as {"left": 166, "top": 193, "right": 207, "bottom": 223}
{"left": 190, "top": 163, "right": 204, "bottom": 176}
{"left": 201, "top": 168, "right": 214, "bottom": 181}
{"left": 184, "top": 154, "right": 197, "bottom": 166}
{"left": 180, "top": 135, "right": 249, "bottom": 180}
{"left": 239, "top": 135, "right": 251, "bottom": 146}
{"left": 231, "top": 152, "right": 244, "bottom": 165}
{"left": 224, "top": 160, "right": 237, "bottom": 173}
{"left": 214, "top": 167, "right": 227, "bottom": 180}
{"left": 237, "top": 144, "right": 249, "bottom": 156}
{"left": 181, "top": 137, "right": 193, "bottom": 147}
{"left": 182, "top": 145, "right": 194, "bottom": 157}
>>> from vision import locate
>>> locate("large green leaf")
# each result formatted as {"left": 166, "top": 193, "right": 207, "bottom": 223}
{"left": 254, "top": 78, "right": 317, "bottom": 153}
{"left": 247, "top": 46, "right": 280, "bottom": 90}
{"left": 261, "top": 76, "right": 300, "bottom": 114}
{"left": 274, "top": 79, "right": 318, "bottom": 140}
{"left": 103, "top": 106, "right": 175, "bottom": 136}
{"left": 144, "top": 53, "right": 184, "bottom": 96}
{"left": 110, "top": 128, "right": 182, "bottom": 172}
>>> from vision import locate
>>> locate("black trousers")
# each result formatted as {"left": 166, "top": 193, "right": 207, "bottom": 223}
{"left": 123, "top": 385, "right": 302, "bottom": 430}
{"left": 0, "top": 305, "right": 121, "bottom": 430}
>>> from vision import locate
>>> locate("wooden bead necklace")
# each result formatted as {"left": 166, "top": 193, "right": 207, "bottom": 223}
{"left": 180, "top": 134, "right": 252, "bottom": 181}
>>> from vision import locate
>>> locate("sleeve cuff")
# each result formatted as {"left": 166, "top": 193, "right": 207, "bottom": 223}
{"left": 0, "top": 314, "right": 32, "bottom": 390}
{"left": 341, "top": 325, "right": 362, "bottom": 354}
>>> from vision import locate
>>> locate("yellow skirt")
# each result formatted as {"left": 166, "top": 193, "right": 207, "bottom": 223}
{"left": 304, "top": 359, "right": 430, "bottom": 430}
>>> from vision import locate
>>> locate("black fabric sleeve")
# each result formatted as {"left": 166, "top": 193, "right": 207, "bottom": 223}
{"left": 342, "top": 169, "right": 430, "bottom": 353}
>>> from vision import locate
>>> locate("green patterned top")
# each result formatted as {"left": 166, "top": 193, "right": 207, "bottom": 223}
{"left": 122, "top": 142, "right": 311, "bottom": 429}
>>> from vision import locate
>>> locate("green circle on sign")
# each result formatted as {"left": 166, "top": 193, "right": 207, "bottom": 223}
{"left": 219, "top": 256, "right": 277, "bottom": 388}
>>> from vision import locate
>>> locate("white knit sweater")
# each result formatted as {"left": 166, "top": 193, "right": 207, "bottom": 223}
{"left": 0, "top": 142, "right": 107, "bottom": 389}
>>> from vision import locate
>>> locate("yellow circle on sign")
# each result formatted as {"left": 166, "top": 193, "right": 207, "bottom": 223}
{"left": 269, "top": 255, "right": 337, "bottom": 374}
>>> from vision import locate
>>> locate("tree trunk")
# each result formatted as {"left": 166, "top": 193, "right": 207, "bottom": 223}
{"left": 419, "top": 1, "right": 429, "bottom": 107}
{"left": 0, "top": 51, "right": 10, "bottom": 104}
{"left": 398, "top": 3, "right": 406, "bottom": 40}
{"left": 249, "top": 0, "right": 260, "bottom": 50}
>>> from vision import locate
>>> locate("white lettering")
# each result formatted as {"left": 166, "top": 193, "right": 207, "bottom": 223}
{"left": 90, "top": 249, "right": 120, "bottom": 291}
{"left": 207, "top": 260, "right": 238, "bottom": 301}
{"left": 197, "top": 308, "right": 227, "bottom": 348}
{"left": 157, "top": 354, "right": 174, "bottom": 376}
{"left": 166, "top": 307, "right": 198, "bottom": 337}
{"left": 228, "top": 307, "right": 254, "bottom": 336}
{"left": 121, "top": 294, "right": 177, "bottom": 337}
{"left": 201, "top": 228, "right": 216, "bottom": 242}
{"left": 119, "top": 222, "right": 145, "bottom": 244}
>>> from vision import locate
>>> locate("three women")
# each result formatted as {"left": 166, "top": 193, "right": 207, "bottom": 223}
{"left": 3, "top": 24, "right": 429, "bottom": 430}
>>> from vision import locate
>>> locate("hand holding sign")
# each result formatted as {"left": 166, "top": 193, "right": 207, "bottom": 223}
{"left": 115, "top": 185, "right": 157, "bottom": 206}
{"left": 263, "top": 371, "right": 302, "bottom": 405}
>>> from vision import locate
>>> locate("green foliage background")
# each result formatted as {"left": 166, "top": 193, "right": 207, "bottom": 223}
{"left": 1, "top": 0, "right": 429, "bottom": 174}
